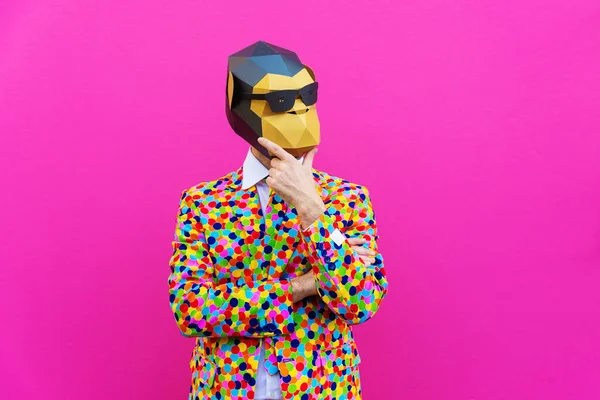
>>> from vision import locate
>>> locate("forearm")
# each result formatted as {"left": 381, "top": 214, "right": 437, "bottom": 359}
{"left": 169, "top": 273, "right": 296, "bottom": 338}
{"left": 169, "top": 189, "right": 298, "bottom": 338}
{"left": 299, "top": 188, "right": 388, "bottom": 324}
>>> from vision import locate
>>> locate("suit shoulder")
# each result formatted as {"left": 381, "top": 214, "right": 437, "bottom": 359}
{"left": 313, "top": 168, "right": 369, "bottom": 197}
{"left": 180, "top": 168, "right": 240, "bottom": 200}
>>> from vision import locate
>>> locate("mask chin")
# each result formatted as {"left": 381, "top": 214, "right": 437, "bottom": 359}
{"left": 260, "top": 111, "right": 320, "bottom": 156}
{"left": 282, "top": 145, "right": 317, "bottom": 159}
{"left": 251, "top": 142, "right": 310, "bottom": 160}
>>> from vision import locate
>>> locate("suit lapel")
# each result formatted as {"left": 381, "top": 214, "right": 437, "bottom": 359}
{"left": 222, "top": 166, "right": 331, "bottom": 279}
{"left": 222, "top": 168, "right": 263, "bottom": 271}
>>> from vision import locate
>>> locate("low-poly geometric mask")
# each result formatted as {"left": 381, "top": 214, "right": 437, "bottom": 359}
{"left": 225, "top": 41, "right": 320, "bottom": 159}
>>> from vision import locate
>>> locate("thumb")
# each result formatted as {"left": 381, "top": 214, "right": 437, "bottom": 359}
{"left": 302, "top": 147, "right": 318, "bottom": 169}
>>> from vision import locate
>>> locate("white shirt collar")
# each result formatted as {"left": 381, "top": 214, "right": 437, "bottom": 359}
{"left": 241, "top": 147, "right": 305, "bottom": 189}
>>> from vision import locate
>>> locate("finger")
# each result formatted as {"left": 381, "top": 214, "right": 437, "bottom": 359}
{"left": 359, "top": 256, "right": 374, "bottom": 266}
{"left": 270, "top": 157, "right": 282, "bottom": 169}
{"left": 353, "top": 247, "right": 369, "bottom": 257}
{"left": 265, "top": 176, "right": 276, "bottom": 188}
{"left": 268, "top": 167, "right": 280, "bottom": 179}
{"left": 257, "top": 137, "right": 295, "bottom": 161}
{"left": 353, "top": 246, "right": 371, "bottom": 256}
{"left": 347, "top": 237, "right": 367, "bottom": 245}
{"left": 302, "top": 147, "right": 318, "bottom": 169}
{"left": 277, "top": 159, "right": 292, "bottom": 173}
{"left": 357, "top": 246, "right": 376, "bottom": 256}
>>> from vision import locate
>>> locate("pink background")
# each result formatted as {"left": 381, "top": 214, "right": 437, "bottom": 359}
{"left": 1, "top": 1, "right": 599, "bottom": 399}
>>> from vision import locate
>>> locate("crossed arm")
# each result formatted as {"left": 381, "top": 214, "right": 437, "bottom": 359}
{"left": 298, "top": 185, "right": 388, "bottom": 325}
{"left": 167, "top": 189, "right": 296, "bottom": 338}
{"left": 167, "top": 186, "right": 388, "bottom": 338}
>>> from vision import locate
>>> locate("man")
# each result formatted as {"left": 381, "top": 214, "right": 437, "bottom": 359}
{"left": 168, "top": 41, "right": 388, "bottom": 400}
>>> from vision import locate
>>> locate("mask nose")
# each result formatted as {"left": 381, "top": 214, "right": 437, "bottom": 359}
{"left": 287, "top": 98, "right": 310, "bottom": 115}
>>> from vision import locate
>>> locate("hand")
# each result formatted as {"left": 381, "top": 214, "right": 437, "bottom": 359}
{"left": 257, "top": 137, "right": 326, "bottom": 229}
{"left": 290, "top": 270, "right": 317, "bottom": 303}
{"left": 290, "top": 237, "right": 375, "bottom": 303}
{"left": 347, "top": 237, "right": 376, "bottom": 266}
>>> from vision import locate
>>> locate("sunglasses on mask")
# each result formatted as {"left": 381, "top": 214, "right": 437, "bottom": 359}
{"left": 239, "top": 82, "right": 318, "bottom": 113}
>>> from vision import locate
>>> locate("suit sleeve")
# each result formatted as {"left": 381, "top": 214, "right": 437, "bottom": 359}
{"left": 301, "top": 185, "right": 388, "bottom": 325}
{"left": 168, "top": 189, "right": 296, "bottom": 338}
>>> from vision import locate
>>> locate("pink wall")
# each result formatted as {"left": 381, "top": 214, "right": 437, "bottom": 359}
{"left": 1, "top": 1, "right": 599, "bottom": 399}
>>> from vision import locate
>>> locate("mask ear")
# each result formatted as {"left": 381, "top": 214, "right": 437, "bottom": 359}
{"left": 303, "top": 64, "right": 316, "bottom": 81}
{"left": 227, "top": 71, "right": 235, "bottom": 109}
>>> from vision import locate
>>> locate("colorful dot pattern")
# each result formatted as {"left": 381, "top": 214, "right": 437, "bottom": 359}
{"left": 168, "top": 166, "right": 388, "bottom": 399}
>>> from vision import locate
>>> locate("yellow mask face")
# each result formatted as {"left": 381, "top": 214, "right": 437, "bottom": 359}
{"left": 249, "top": 68, "right": 320, "bottom": 158}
